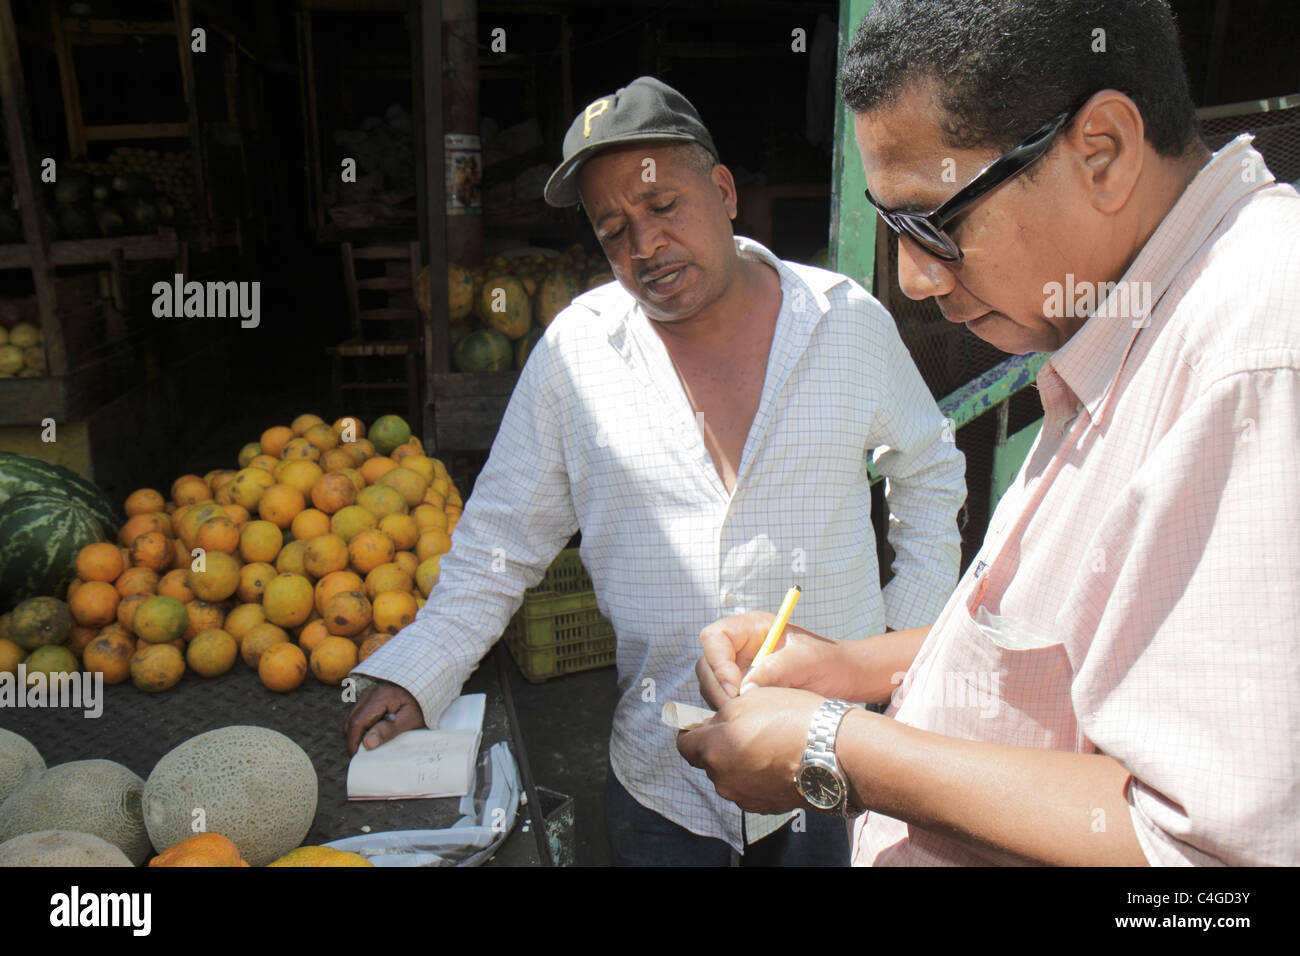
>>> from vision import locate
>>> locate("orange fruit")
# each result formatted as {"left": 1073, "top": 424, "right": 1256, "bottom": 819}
{"left": 184, "top": 599, "right": 225, "bottom": 641}
{"left": 360, "top": 456, "right": 398, "bottom": 485}
{"left": 241, "top": 621, "right": 289, "bottom": 668}
{"left": 378, "top": 513, "right": 419, "bottom": 552}
{"left": 76, "top": 542, "right": 125, "bottom": 583}
{"left": 206, "top": 469, "right": 237, "bottom": 493}
{"left": 302, "top": 533, "right": 349, "bottom": 579}
{"left": 303, "top": 423, "right": 339, "bottom": 453}
{"left": 291, "top": 508, "right": 331, "bottom": 541}
{"left": 412, "top": 504, "right": 448, "bottom": 533}
{"left": 323, "top": 590, "right": 371, "bottom": 637}
{"left": 319, "top": 448, "right": 354, "bottom": 473}
{"left": 177, "top": 503, "right": 226, "bottom": 549}
{"left": 118, "top": 512, "right": 171, "bottom": 547}
{"left": 356, "top": 484, "right": 406, "bottom": 520}
{"left": 416, "top": 530, "right": 452, "bottom": 561}
{"left": 260, "top": 425, "right": 293, "bottom": 458}
{"left": 0, "top": 638, "right": 24, "bottom": 675}
{"left": 83, "top": 629, "right": 135, "bottom": 685}
{"left": 69, "top": 580, "right": 119, "bottom": 629}
{"left": 66, "top": 623, "right": 98, "bottom": 658}
{"left": 399, "top": 455, "right": 436, "bottom": 485}
{"left": 237, "top": 442, "right": 262, "bottom": 468}
{"left": 229, "top": 466, "right": 276, "bottom": 509}
{"left": 332, "top": 416, "right": 366, "bottom": 440}
{"left": 124, "top": 488, "right": 166, "bottom": 517}
{"left": 236, "top": 561, "right": 277, "bottom": 603}
{"left": 277, "top": 459, "right": 324, "bottom": 498}
{"left": 258, "top": 483, "right": 305, "bottom": 529}
{"left": 291, "top": 413, "right": 325, "bottom": 436}
{"left": 157, "top": 569, "right": 195, "bottom": 603}
{"left": 291, "top": 611, "right": 320, "bottom": 640}
{"left": 372, "top": 591, "right": 418, "bottom": 635}
{"left": 330, "top": 504, "right": 377, "bottom": 543}
{"left": 150, "top": 832, "right": 247, "bottom": 868}
{"left": 186, "top": 628, "right": 238, "bottom": 677}
{"left": 223, "top": 504, "right": 251, "bottom": 527}
{"left": 238, "top": 519, "right": 283, "bottom": 564}
{"left": 377, "top": 467, "right": 427, "bottom": 508}
{"left": 280, "top": 437, "right": 320, "bottom": 462}
{"left": 262, "top": 573, "right": 314, "bottom": 628}
{"left": 392, "top": 550, "right": 418, "bottom": 579}
{"left": 171, "top": 537, "right": 191, "bottom": 571}
{"left": 297, "top": 618, "right": 331, "bottom": 657}
{"left": 310, "top": 473, "right": 357, "bottom": 514}
{"left": 171, "top": 474, "right": 212, "bottom": 506}
{"left": 188, "top": 551, "right": 240, "bottom": 602}
{"left": 115, "top": 567, "right": 159, "bottom": 597}
{"left": 309, "top": 636, "right": 358, "bottom": 685}
{"left": 214, "top": 482, "right": 238, "bottom": 506}
{"left": 415, "top": 556, "right": 441, "bottom": 597}
{"left": 250, "top": 453, "right": 280, "bottom": 472}
{"left": 259, "top": 641, "right": 307, "bottom": 693}
{"left": 222, "top": 603, "right": 266, "bottom": 644}
{"left": 338, "top": 467, "right": 365, "bottom": 492}
{"left": 357, "top": 632, "right": 391, "bottom": 663}
{"left": 195, "top": 516, "right": 240, "bottom": 555}
{"left": 130, "top": 643, "right": 185, "bottom": 693}
{"left": 348, "top": 529, "right": 395, "bottom": 575}
{"left": 314, "top": 570, "right": 364, "bottom": 617}
{"left": 130, "top": 530, "right": 174, "bottom": 573}
{"left": 422, "top": 487, "right": 446, "bottom": 509}
{"left": 138, "top": 635, "right": 184, "bottom": 653}
{"left": 364, "top": 562, "right": 414, "bottom": 599}
{"left": 132, "top": 594, "right": 189, "bottom": 643}
{"left": 116, "top": 592, "right": 150, "bottom": 631}
{"left": 340, "top": 443, "right": 369, "bottom": 468}
{"left": 275, "top": 539, "right": 308, "bottom": 577}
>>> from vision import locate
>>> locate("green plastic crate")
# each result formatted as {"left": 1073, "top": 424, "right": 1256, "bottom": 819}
{"left": 504, "top": 549, "right": 616, "bottom": 683}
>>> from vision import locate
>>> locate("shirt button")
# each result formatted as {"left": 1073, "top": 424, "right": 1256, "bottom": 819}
{"left": 720, "top": 592, "right": 736, "bottom": 607}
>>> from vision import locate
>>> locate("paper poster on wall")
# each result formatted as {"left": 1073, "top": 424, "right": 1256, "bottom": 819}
{"left": 445, "top": 133, "right": 482, "bottom": 215}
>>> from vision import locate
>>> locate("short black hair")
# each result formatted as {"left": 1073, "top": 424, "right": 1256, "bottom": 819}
{"left": 841, "top": 0, "right": 1200, "bottom": 158}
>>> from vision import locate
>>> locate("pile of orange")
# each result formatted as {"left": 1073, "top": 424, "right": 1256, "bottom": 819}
{"left": 68, "top": 414, "right": 461, "bottom": 695}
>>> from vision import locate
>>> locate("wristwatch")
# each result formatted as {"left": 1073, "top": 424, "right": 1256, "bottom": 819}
{"left": 794, "top": 698, "right": 862, "bottom": 814}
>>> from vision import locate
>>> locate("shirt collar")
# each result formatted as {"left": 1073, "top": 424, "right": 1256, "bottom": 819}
{"left": 1048, "top": 135, "right": 1275, "bottom": 421}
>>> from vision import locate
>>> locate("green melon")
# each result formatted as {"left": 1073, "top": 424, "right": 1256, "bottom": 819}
{"left": 0, "top": 759, "right": 149, "bottom": 865}
{"left": 515, "top": 326, "right": 544, "bottom": 370}
{"left": 477, "top": 275, "right": 531, "bottom": 339}
{"left": 0, "top": 729, "right": 44, "bottom": 806}
{"left": 0, "top": 493, "right": 107, "bottom": 612}
{"left": 369, "top": 415, "right": 412, "bottom": 456}
{"left": 0, "top": 830, "right": 134, "bottom": 867}
{"left": 143, "top": 725, "right": 318, "bottom": 867}
{"left": 0, "top": 452, "right": 119, "bottom": 536}
{"left": 537, "top": 270, "right": 583, "bottom": 328}
{"left": 453, "top": 327, "right": 513, "bottom": 373}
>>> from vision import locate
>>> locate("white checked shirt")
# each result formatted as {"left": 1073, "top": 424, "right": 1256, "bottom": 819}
{"left": 857, "top": 137, "right": 1300, "bottom": 866}
{"left": 358, "top": 236, "right": 966, "bottom": 851}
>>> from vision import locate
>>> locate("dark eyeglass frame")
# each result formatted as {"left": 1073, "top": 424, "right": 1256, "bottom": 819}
{"left": 863, "top": 107, "right": 1080, "bottom": 262}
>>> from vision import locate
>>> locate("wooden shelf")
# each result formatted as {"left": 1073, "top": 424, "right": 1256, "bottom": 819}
{"left": 0, "top": 229, "right": 180, "bottom": 269}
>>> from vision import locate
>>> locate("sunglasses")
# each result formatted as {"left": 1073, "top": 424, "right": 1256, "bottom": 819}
{"left": 863, "top": 107, "right": 1079, "bottom": 262}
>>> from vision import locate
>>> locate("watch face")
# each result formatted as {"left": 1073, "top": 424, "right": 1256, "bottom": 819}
{"left": 797, "top": 764, "right": 843, "bottom": 810}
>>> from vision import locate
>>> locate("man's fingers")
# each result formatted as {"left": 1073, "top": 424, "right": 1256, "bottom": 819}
{"left": 695, "top": 654, "right": 733, "bottom": 709}
{"left": 344, "top": 686, "right": 423, "bottom": 754}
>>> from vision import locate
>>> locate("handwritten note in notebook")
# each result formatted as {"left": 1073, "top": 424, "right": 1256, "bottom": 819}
{"left": 346, "top": 694, "right": 486, "bottom": 800}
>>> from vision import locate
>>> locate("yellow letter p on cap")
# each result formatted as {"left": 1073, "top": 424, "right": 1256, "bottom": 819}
{"left": 583, "top": 99, "right": 610, "bottom": 138}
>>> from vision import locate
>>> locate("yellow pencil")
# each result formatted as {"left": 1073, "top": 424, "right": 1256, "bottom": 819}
{"left": 749, "top": 585, "right": 801, "bottom": 670}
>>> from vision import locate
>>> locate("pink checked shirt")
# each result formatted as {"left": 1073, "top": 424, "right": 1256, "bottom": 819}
{"left": 855, "top": 135, "right": 1300, "bottom": 866}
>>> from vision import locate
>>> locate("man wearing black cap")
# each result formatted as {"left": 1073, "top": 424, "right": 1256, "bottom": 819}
{"left": 347, "top": 76, "right": 965, "bottom": 865}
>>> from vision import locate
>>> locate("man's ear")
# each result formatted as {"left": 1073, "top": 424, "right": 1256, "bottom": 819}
{"left": 711, "top": 163, "right": 740, "bottom": 220}
{"left": 1066, "top": 90, "right": 1145, "bottom": 216}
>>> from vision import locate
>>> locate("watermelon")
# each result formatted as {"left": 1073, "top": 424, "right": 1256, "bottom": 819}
{"left": 0, "top": 452, "right": 119, "bottom": 536}
{"left": 453, "top": 328, "right": 513, "bottom": 372}
{"left": 0, "top": 492, "right": 108, "bottom": 612}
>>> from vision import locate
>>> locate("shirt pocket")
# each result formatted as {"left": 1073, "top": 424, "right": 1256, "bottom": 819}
{"left": 898, "top": 605, "right": 1080, "bottom": 752}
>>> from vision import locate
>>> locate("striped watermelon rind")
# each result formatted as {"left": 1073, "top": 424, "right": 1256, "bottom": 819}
{"left": 0, "top": 491, "right": 109, "bottom": 613}
{"left": 0, "top": 452, "right": 118, "bottom": 538}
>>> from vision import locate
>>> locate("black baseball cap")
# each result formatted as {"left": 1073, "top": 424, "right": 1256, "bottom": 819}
{"left": 543, "top": 76, "right": 719, "bottom": 207}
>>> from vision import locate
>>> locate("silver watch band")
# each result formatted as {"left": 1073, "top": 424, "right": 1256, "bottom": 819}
{"left": 803, "top": 698, "right": 854, "bottom": 764}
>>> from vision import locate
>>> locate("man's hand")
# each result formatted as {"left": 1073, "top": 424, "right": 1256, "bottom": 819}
{"left": 676, "top": 686, "right": 825, "bottom": 814}
{"left": 344, "top": 681, "right": 425, "bottom": 755}
{"left": 695, "top": 612, "right": 856, "bottom": 708}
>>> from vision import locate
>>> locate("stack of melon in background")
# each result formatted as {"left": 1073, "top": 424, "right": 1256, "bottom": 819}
{"left": 0, "top": 725, "right": 370, "bottom": 867}
{"left": 415, "top": 245, "right": 615, "bottom": 373}
{"left": 0, "top": 412, "right": 462, "bottom": 697}
{"left": 0, "top": 322, "right": 46, "bottom": 378}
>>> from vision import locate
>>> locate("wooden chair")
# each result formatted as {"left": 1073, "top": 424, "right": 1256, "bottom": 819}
{"left": 327, "top": 241, "right": 423, "bottom": 426}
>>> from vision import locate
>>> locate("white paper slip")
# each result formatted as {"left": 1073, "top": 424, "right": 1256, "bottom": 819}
{"left": 347, "top": 694, "right": 486, "bottom": 800}
{"left": 661, "top": 701, "right": 715, "bottom": 731}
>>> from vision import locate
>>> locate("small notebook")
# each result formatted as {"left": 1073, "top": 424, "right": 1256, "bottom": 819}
{"left": 346, "top": 694, "right": 486, "bottom": 800}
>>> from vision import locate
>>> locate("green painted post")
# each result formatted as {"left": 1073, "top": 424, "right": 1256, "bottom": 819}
{"left": 830, "top": 0, "right": 877, "bottom": 291}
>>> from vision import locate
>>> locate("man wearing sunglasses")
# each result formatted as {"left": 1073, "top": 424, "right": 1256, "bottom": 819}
{"left": 681, "top": 0, "right": 1299, "bottom": 865}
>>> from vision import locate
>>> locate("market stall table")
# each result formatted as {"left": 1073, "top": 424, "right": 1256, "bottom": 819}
{"left": 0, "top": 647, "right": 543, "bottom": 866}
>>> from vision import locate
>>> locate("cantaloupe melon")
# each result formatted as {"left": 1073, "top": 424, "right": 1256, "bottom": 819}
{"left": 143, "top": 725, "right": 318, "bottom": 867}
{"left": 0, "top": 829, "right": 134, "bottom": 867}
{"left": 0, "top": 759, "right": 148, "bottom": 865}
{"left": 0, "top": 729, "right": 44, "bottom": 805}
